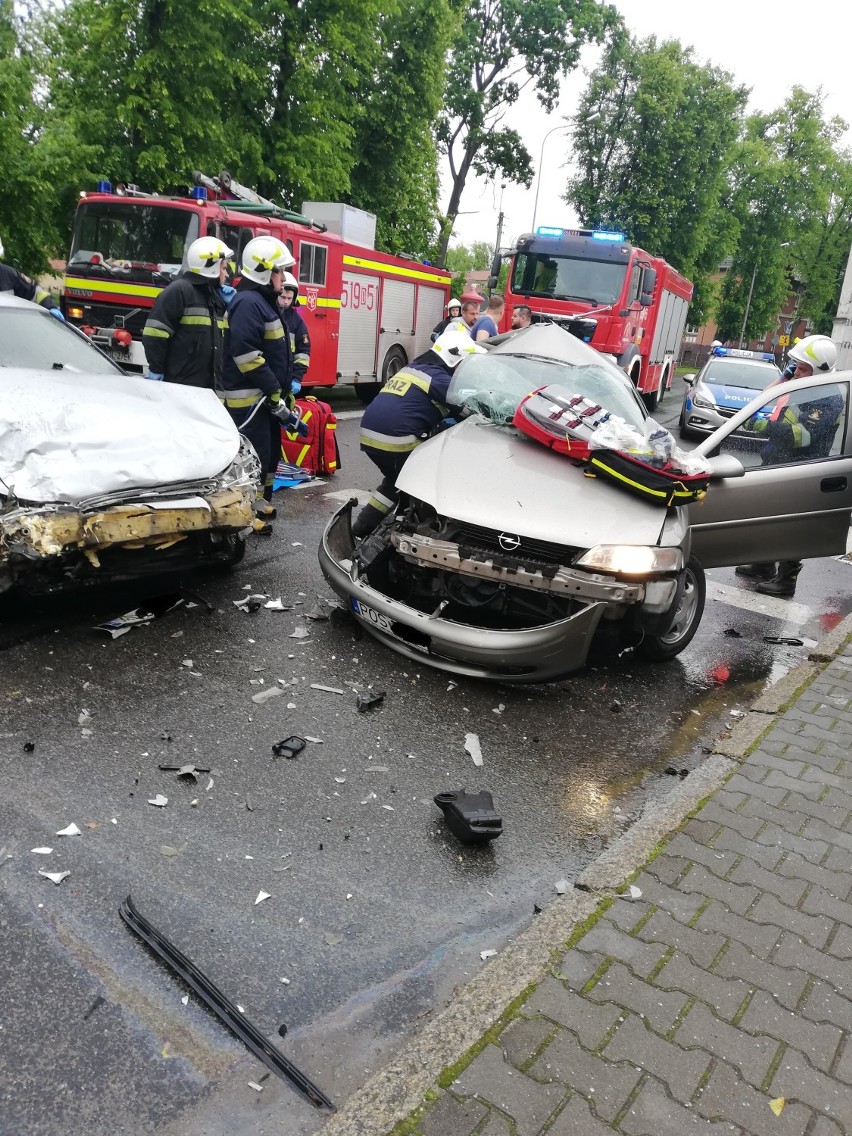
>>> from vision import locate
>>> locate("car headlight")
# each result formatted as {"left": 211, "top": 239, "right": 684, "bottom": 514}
{"left": 692, "top": 384, "right": 716, "bottom": 410}
{"left": 217, "top": 436, "right": 262, "bottom": 490}
{"left": 575, "top": 545, "right": 684, "bottom": 576}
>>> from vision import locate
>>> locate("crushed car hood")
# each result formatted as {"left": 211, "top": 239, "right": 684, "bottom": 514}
{"left": 397, "top": 416, "right": 670, "bottom": 549}
{"left": 0, "top": 368, "right": 240, "bottom": 503}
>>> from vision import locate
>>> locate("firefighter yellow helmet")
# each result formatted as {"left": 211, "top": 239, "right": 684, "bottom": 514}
{"left": 432, "top": 326, "right": 487, "bottom": 369}
{"left": 788, "top": 334, "right": 837, "bottom": 375}
{"left": 186, "top": 236, "right": 234, "bottom": 279}
{"left": 241, "top": 237, "right": 295, "bottom": 285}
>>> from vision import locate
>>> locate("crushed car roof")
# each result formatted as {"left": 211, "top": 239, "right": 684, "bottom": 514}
{"left": 0, "top": 368, "right": 240, "bottom": 504}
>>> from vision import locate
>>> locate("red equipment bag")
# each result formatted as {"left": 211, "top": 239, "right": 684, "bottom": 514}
{"left": 512, "top": 385, "right": 614, "bottom": 460}
{"left": 280, "top": 396, "right": 340, "bottom": 476}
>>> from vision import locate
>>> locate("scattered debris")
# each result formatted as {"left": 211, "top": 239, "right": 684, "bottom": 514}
{"left": 272, "top": 736, "right": 306, "bottom": 760}
{"left": 181, "top": 659, "right": 194, "bottom": 669}
{"left": 621, "top": 884, "right": 642, "bottom": 900}
{"left": 769, "top": 1098, "right": 785, "bottom": 1117}
{"left": 360, "top": 792, "right": 377, "bottom": 805}
{"left": 31, "top": 847, "right": 53, "bottom": 854}
{"left": 554, "top": 879, "right": 569, "bottom": 895}
{"left": 763, "top": 636, "right": 804, "bottom": 646}
{"left": 248, "top": 1081, "right": 264, "bottom": 1093}
{"left": 119, "top": 895, "right": 334, "bottom": 1110}
{"left": 83, "top": 995, "right": 105, "bottom": 1020}
{"left": 665, "top": 767, "right": 690, "bottom": 779}
{"left": 158, "top": 763, "right": 209, "bottom": 780}
{"left": 723, "top": 628, "right": 743, "bottom": 638}
{"left": 148, "top": 795, "right": 168, "bottom": 808}
{"left": 480, "top": 948, "right": 497, "bottom": 961}
{"left": 434, "top": 790, "right": 502, "bottom": 843}
{"left": 364, "top": 765, "right": 389, "bottom": 773}
{"left": 305, "top": 602, "right": 330, "bottom": 621}
{"left": 39, "top": 869, "right": 70, "bottom": 885}
{"left": 356, "top": 689, "right": 385, "bottom": 712}
{"left": 310, "top": 684, "right": 344, "bottom": 695}
{"left": 95, "top": 595, "right": 184, "bottom": 638}
{"left": 23, "top": 741, "right": 35, "bottom": 753}
{"left": 160, "top": 846, "right": 180, "bottom": 857}
{"left": 234, "top": 594, "right": 267, "bottom": 613}
{"left": 265, "top": 598, "right": 291, "bottom": 611}
{"left": 609, "top": 699, "right": 622, "bottom": 713}
{"left": 255, "top": 891, "right": 272, "bottom": 906}
{"left": 728, "top": 709, "right": 746, "bottom": 720}
{"left": 78, "top": 709, "right": 92, "bottom": 726}
{"left": 289, "top": 627, "right": 310, "bottom": 640}
{"left": 491, "top": 704, "right": 505, "bottom": 715}
{"left": 324, "top": 932, "right": 343, "bottom": 946}
{"left": 464, "top": 732, "right": 483, "bottom": 767}
{"left": 252, "top": 687, "right": 283, "bottom": 705}
{"left": 305, "top": 736, "right": 324, "bottom": 744}
{"left": 56, "top": 823, "right": 82, "bottom": 837}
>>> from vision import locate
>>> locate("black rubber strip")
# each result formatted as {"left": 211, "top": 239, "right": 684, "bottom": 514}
{"left": 119, "top": 894, "right": 335, "bottom": 1111}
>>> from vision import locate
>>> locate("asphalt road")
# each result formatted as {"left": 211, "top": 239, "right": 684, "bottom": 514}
{"left": 1, "top": 383, "right": 850, "bottom": 1136}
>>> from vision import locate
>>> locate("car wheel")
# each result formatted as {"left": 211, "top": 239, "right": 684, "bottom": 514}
{"left": 642, "top": 384, "right": 660, "bottom": 413}
{"left": 678, "top": 403, "right": 693, "bottom": 440}
{"left": 219, "top": 533, "right": 246, "bottom": 568}
{"left": 638, "top": 556, "right": 706, "bottom": 661}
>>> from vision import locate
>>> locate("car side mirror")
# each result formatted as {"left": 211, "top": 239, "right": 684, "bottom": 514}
{"left": 705, "top": 454, "right": 745, "bottom": 479}
{"left": 487, "top": 275, "right": 498, "bottom": 290}
{"left": 682, "top": 373, "right": 697, "bottom": 384}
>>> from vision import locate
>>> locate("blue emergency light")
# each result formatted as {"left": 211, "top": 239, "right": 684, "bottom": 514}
{"left": 96, "top": 180, "right": 112, "bottom": 193}
{"left": 190, "top": 186, "right": 207, "bottom": 200}
{"left": 711, "top": 346, "right": 776, "bottom": 362}
{"left": 591, "top": 230, "right": 626, "bottom": 241}
{"left": 536, "top": 225, "right": 564, "bottom": 238}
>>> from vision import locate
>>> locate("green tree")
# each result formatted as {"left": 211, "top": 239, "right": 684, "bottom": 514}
{"left": 715, "top": 89, "right": 844, "bottom": 343}
{"left": 436, "top": 0, "right": 619, "bottom": 265}
{"left": 347, "top": 0, "right": 454, "bottom": 257}
{"left": 566, "top": 33, "right": 747, "bottom": 322}
{"left": 790, "top": 151, "right": 852, "bottom": 335}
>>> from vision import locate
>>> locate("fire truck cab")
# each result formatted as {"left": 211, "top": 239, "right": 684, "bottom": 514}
{"left": 491, "top": 226, "right": 693, "bottom": 411}
{"left": 63, "top": 178, "right": 451, "bottom": 400}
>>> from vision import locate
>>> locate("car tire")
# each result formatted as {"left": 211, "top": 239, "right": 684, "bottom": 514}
{"left": 642, "top": 384, "right": 660, "bottom": 413}
{"left": 678, "top": 403, "right": 694, "bottom": 440}
{"left": 638, "top": 556, "right": 705, "bottom": 662}
{"left": 220, "top": 533, "right": 246, "bottom": 568}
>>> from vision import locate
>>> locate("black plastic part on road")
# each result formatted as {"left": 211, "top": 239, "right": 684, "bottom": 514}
{"left": 118, "top": 894, "right": 335, "bottom": 1112}
{"left": 434, "top": 790, "right": 503, "bottom": 843}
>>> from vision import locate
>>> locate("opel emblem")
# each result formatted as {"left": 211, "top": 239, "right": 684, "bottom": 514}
{"left": 498, "top": 532, "right": 521, "bottom": 551}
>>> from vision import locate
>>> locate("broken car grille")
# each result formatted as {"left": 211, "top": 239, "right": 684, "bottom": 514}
{"left": 451, "top": 520, "right": 582, "bottom": 566}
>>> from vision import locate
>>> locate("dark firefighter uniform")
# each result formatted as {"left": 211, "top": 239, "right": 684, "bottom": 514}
{"left": 280, "top": 302, "right": 311, "bottom": 388}
{"left": 222, "top": 280, "right": 293, "bottom": 498}
{"left": 0, "top": 263, "right": 58, "bottom": 311}
{"left": 142, "top": 274, "right": 228, "bottom": 388}
{"left": 740, "top": 391, "right": 845, "bottom": 593}
{"left": 353, "top": 352, "right": 453, "bottom": 537}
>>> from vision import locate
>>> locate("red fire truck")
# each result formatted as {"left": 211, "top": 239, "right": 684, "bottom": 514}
{"left": 490, "top": 226, "right": 693, "bottom": 411}
{"left": 63, "top": 173, "right": 451, "bottom": 400}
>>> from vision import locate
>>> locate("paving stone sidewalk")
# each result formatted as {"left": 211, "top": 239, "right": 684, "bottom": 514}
{"left": 395, "top": 644, "right": 852, "bottom": 1136}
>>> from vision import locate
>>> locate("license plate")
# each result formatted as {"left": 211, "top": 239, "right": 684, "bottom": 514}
{"left": 350, "top": 598, "right": 394, "bottom": 634}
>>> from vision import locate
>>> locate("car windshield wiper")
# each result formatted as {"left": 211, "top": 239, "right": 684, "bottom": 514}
{"left": 552, "top": 293, "right": 601, "bottom": 303}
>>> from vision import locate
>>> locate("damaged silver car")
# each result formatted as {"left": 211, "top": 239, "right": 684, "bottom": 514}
{"left": 1, "top": 295, "right": 258, "bottom": 594}
{"left": 319, "top": 322, "right": 852, "bottom": 682}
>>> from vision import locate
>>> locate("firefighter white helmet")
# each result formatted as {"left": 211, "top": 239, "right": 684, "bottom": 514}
{"left": 281, "top": 271, "right": 299, "bottom": 296}
{"left": 186, "top": 236, "right": 234, "bottom": 279}
{"left": 241, "top": 236, "right": 295, "bottom": 285}
{"left": 788, "top": 334, "right": 837, "bottom": 375}
{"left": 447, "top": 297, "right": 461, "bottom": 312}
{"left": 431, "top": 326, "right": 487, "bottom": 369}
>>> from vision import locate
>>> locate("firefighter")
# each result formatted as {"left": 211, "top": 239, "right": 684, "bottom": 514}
{"left": 0, "top": 236, "right": 63, "bottom": 317}
{"left": 352, "top": 326, "right": 486, "bottom": 538}
{"left": 430, "top": 297, "right": 462, "bottom": 341}
{"left": 278, "top": 272, "right": 311, "bottom": 394}
{"left": 736, "top": 334, "right": 840, "bottom": 596}
{"left": 142, "top": 236, "right": 232, "bottom": 387}
{"left": 222, "top": 236, "right": 296, "bottom": 534}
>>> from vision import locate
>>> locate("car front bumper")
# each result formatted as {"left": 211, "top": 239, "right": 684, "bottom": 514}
{"left": 319, "top": 504, "right": 632, "bottom": 683}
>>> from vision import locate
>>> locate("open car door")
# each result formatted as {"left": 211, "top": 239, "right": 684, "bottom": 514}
{"left": 688, "top": 375, "right": 852, "bottom": 569}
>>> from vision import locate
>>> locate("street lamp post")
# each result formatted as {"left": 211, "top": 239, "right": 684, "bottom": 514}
{"left": 739, "top": 241, "right": 790, "bottom": 349}
{"left": 530, "top": 112, "right": 600, "bottom": 233}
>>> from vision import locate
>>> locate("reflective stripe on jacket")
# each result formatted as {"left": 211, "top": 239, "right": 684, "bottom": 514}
{"left": 222, "top": 282, "right": 293, "bottom": 407}
{"left": 142, "top": 273, "right": 227, "bottom": 388}
{"left": 359, "top": 356, "right": 451, "bottom": 454}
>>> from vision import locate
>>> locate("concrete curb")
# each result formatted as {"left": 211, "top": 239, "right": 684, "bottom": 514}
{"left": 320, "top": 613, "right": 852, "bottom": 1136}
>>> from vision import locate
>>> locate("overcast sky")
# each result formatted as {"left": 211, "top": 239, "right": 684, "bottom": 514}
{"left": 445, "top": 0, "right": 852, "bottom": 251}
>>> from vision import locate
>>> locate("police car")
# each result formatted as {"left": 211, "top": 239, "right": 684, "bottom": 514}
{"left": 679, "top": 347, "right": 781, "bottom": 439}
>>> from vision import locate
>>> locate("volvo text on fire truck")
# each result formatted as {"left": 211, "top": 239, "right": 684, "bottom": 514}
{"left": 63, "top": 173, "right": 451, "bottom": 400}
{"left": 490, "top": 226, "right": 693, "bottom": 411}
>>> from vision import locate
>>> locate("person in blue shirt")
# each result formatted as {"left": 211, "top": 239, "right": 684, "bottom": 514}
{"left": 470, "top": 293, "right": 504, "bottom": 341}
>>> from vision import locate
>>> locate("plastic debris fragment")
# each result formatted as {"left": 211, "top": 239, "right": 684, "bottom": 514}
{"left": 39, "top": 869, "right": 70, "bottom": 884}
{"left": 234, "top": 594, "right": 267, "bottom": 613}
{"left": 248, "top": 1082, "right": 264, "bottom": 1092}
{"left": 310, "top": 684, "right": 344, "bottom": 694}
{"left": 480, "top": 949, "right": 497, "bottom": 960}
{"left": 181, "top": 659, "right": 194, "bottom": 668}
{"left": 289, "top": 627, "right": 310, "bottom": 639}
{"left": 464, "top": 733, "right": 483, "bottom": 767}
{"left": 56, "top": 823, "right": 82, "bottom": 837}
{"left": 769, "top": 1098, "right": 785, "bottom": 1117}
{"left": 434, "top": 790, "right": 502, "bottom": 843}
{"left": 160, "top": 846, "right": 180, "bottom": 857}
{"left": 554, "top": 879, "right": 569, "bottom": 895}
{"left": 78, "top": 709, "right": 92, "bottom": 726}
{"left": 764, "top": 636, "right": 804, "bottom": 646}
{"left": 272, "top": 736, "right": 306, "bottom": 759}
{"left": 356, "top": 689, "right": 385, "bottom": 712}
{"left": 265, "top": 598, "right": 290, "bottom": 611}
{"left": 255, "top": 891, "right": 271, "bottom": 905}
{"left": 148, "top": 795, "right": 168, "bottom": 807}
{"left": 492, "top": 704, "right": 505, "bottom": 715}
{"left": 23, "top": 741, "right": 35, "bottom": 753}
{"left": 305, "top": 736, "right": 324, "bottom": 743}
{"left": 252, "top": 687, "right": 283, "bottom": 705}
{"left": 31, "top": 847, "right": 53, "bottom": 854}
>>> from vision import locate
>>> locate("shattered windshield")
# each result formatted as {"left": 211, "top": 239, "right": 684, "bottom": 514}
{"left": 68, "top": 202, "right": 199, "bottom": 283}
{"left": 448, "top": 353, "right": 646, "bottom": 428}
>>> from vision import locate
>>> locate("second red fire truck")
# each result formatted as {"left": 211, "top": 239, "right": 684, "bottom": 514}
{"left": 490, "top": 226, "right": 693, "bottom": 411}
{"left": 63, "top": 173, "right": 451, "bottom": 401}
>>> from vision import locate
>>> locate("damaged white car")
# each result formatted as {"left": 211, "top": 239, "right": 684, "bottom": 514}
{"left": 0, "top": 295, "right": 258, "bottom": 594}
{"left": 320, "top": 322, "right": 852, "bottom": 682}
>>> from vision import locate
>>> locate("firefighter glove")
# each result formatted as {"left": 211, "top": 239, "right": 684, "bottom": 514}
{"left": 147, "top": 372, "right": 165, "bottom": 382}
{"left": 50, "top": 307, "right": 65, "bottom": 321}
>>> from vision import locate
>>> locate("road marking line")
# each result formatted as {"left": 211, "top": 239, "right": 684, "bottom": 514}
{"left": 705, "top": 578, "right": 812, "bottom": 626}
{"left": 324, "top": 488, "right": 370, "bottom": 506}
{"left": 333, "top": 410, "right": 364, "bottom": 421}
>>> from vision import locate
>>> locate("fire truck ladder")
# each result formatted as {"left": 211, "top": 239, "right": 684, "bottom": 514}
{"left": 193, "top": 171, "right": 326, "bottom": 232}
